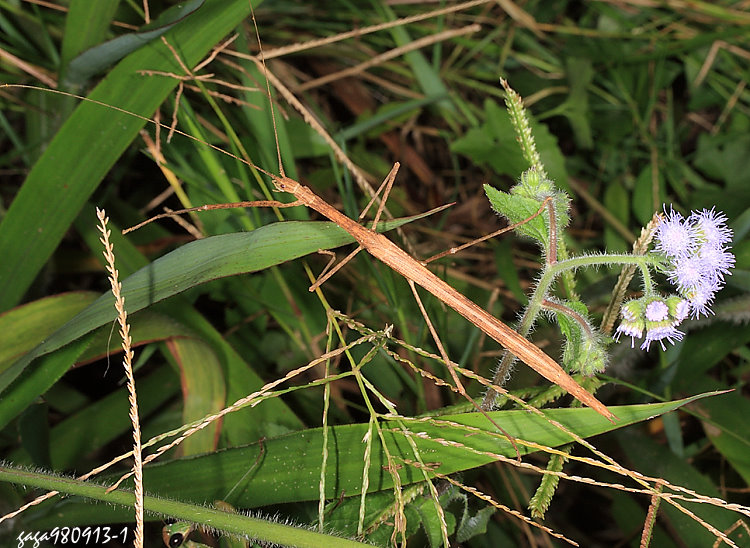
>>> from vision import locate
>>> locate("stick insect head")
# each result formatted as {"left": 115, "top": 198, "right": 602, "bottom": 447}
{"left": 272, "top": 175, "right": 301, "bottom": 196}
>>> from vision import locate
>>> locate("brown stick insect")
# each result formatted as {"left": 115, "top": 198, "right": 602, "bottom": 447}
{"left": 123, "top": 17, "right": 615, "bottom": 423}
{"left": 126, "top": 160, "right": 614, "bottom": 421}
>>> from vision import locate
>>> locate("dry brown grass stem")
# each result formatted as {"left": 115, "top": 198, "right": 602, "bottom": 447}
{"left": 392, "top": 422, "right": 743, "bottom": 546}
{"left": 96, "top": 208, "right": 144, "bottom": 548}
{"left": 228, "top": 0, "right": 492, "bottom": 62}
{"left": 107, "top": 332, "right": 381, "bottom": 490}
{"left": 424, "top": 466, "right": 578, "bottom": 546}
{"left": 295, "top": 24, "right": 481, "bottom": 93}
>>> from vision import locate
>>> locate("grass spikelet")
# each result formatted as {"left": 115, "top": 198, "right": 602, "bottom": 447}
{"left": 96, "top": 207, "right": 144, "bottom": 548}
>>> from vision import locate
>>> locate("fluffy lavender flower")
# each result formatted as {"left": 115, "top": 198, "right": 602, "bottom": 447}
{"left": 615, "top": 319, "right": 644, "bottom": 348}
{"left": 668, "top": 253, "right": 712, "bottom": 294}
{"left": 655, "top": 205, "right": 734, "bottom": 318}
{"left": 654, "top": 207, "right": 697, "bottom": 258}
{"left": 691, "top": 208, "right": 733, "bottom": 248}
{"left": 686, "top": 285, "right": 716, "bottom": 319}
{"left": 697, "top": 243, "right": 735, "bottom": 282}
{"left": 666, "top": 296, "right": 690, "bottom": 322}
{"left": 615, "top": 296, "right": 686, "bottom": 350}
{"left": 645, "top": 300, "right": 669, "bottom": 322}
{"left": 614, "top": 299, "right": 645, "bottom": 347}
{"left": 640, "top": 324, "right": 684, "bottom": 351}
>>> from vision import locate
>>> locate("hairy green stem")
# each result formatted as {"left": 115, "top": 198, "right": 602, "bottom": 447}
{"left": 0, "top": 465, "right": 370, "bottom": 548}
{"left": 482, "top": 253, "right": 661, "bottom": 409}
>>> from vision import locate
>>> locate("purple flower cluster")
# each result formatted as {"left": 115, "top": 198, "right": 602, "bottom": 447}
{"left": 615, "top": 295, "right": 688, "bottom": 351}
{"left": 615, "top": 206, "right": 734, "bottom": 351}
{"left": 655, "top": 207, "right": 734, "bottom": 318}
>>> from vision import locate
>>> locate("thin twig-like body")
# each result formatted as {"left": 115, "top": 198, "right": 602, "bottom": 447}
{"left": 273, "top": 174, "right": 615, "bottom": 421}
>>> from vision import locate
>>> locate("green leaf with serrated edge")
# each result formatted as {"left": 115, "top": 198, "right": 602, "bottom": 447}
{"left": 483, "top": 184, "right": 548, "bottom": 245}
{"left": 24, "top": 393, "right": 724, "bottom": 527}
{"left": 0, "top": 215, "right": 419, "bottom": 398}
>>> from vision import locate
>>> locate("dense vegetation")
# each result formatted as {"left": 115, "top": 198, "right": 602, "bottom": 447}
{"left": 1, "top": 1, "right": 748, "bottom": 546}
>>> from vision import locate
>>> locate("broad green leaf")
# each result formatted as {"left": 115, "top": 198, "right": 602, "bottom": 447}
{"left": 456, "top": 504, "right": 495, "bottom": 543}
{"left": 26, "top": 394, "right": 721, "bottom": 526}
{"left": 417, "top": 495, "right": 456, "bottom": 548}
{"left": 9, "top": 365, "right": 179, "bottom": 470}
{"left": 673, "top": 324, "right": 750, "bottom": 393}
{"left": 692, "top": 385, "right": 750, "bottom": 485}
{"left": 0, "top": 334, "right": 94, "bottom": 431}
{"left": 60, "top": 0, "right": 120, "bottom": 82}
{"left": 617, "top": 428, "right": 742, "bottom": 547}
{"left": 0, "top": 465, "right": 370, "bottom": 548}
{"left": 74, "top": 202, "right": 303, "bottom": 439}
{"left": 0, "top": 215, "right": 427, "bottom": 399}
{"left": 77, "top": 309, "right": 198, "bottom": 364}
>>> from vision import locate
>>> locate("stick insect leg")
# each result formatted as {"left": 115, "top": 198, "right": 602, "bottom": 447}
{"left": 309, "top": 163, "right": 400, "bottom": 292}
{"left": 308, "top": 246, "right": 363, "bottom": 292}
{"left": 407, "top": 280, "right": 521, "bottom": 461}
{"left": 359, "top": 162, "right": 401, "bottom": 228}
{"left": 421, "top": 196, "right": 553, "bottom": 265}
{"left": 123, "top": 198, "right": 305, "bottom": 234}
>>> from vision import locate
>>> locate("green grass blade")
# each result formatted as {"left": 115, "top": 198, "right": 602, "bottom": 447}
{"left": 0, "top": 0, "right": 257, "bottom": 312}
{"left": 0, "top": 291, "right": 97, "bottom": 371}
{"left": 65, "top": 0, "right": 206, "bottom": 85}
{"left": 8, "top": 365, "right": 179, "bottom": 470}
{"left": 60, "top": 0, "right": 120, "bottom": 81}
{"left": 0, "top": 214, "right": 426, "bottom": 399}
{"left": 26, "top": 392, "right": 721, "bottom": 526}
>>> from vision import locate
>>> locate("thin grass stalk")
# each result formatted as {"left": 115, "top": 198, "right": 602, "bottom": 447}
{"left": 318, "top": 312, "right": 335, "bottom": 532}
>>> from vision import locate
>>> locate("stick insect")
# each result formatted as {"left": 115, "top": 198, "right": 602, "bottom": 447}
{"left": 121, "top": 12, "right": 615, "bottom": 422}
{"left": 127, "top": 162, "right": 614, "bottom": 421}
